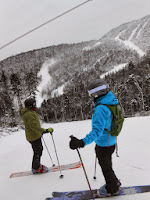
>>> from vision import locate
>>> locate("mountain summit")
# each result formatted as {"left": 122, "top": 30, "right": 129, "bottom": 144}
{"left": 99, "top": 15, "right": 150, "bottom": 56}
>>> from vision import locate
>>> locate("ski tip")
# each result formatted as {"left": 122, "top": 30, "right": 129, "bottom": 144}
{"left": 10, "top": 172, "right": 24, "bottom": 178}
{"left": 10, "top": 174, "right": 13, "bottom": 178}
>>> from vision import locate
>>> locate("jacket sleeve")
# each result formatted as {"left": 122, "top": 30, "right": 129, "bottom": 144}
{"left": 82, "top": 105, "right": 109, "bottom": 146}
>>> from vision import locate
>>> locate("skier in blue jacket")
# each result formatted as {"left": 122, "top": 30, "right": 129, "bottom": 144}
{"left": 69, "top": 79, "right": 121, "bottom": 197}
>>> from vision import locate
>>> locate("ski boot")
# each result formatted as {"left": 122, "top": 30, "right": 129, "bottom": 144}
{"left": 96, "top": 181, "right": 121, "bottom": 197}
{"left": 32, "top": 164, "right": 48, "bottom": 174}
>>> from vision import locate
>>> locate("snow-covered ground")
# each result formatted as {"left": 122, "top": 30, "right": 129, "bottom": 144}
{"left": 0, "top": 116, "right": 150, "bottom": 200}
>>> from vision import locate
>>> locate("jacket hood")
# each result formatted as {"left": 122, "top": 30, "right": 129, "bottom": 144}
{"left": 95, "top": 91, "right": 118, "bottom": 106}
{"left": 21, "top": 107, "right": 31, "bottom": 116}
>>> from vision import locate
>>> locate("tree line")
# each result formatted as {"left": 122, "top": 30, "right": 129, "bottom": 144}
{"left": 40, "top": 59, "right": 150, "bottom": 123}
{"left": 0, "top": 54, "right": 150, "bottom": 127}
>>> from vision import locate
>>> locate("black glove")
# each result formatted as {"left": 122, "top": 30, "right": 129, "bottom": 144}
{"left": 69, "top": 135, "right": 85, "bottom": 150}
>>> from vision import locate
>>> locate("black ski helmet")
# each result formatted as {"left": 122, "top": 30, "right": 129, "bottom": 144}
{"left": 24, "top": 97, "right": 36, "bottom": 108}
{"left": 88, "top": 79, "right": 110, "bottom": 98}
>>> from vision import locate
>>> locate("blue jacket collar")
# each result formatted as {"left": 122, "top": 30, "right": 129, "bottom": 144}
{"left": 94, "top": 91, "right": 118, "bottom": 107}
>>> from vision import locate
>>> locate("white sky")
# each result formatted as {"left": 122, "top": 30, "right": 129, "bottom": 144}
{"left": 0, "top": 0, "right": 150, "bottom": 61}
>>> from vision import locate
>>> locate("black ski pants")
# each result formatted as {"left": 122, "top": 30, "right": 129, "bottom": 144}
{"left": 29, "top": 137, "right": 43, "bottom": 170}
{"left": 95, "top": 144, "right": 119, "bottom": 194}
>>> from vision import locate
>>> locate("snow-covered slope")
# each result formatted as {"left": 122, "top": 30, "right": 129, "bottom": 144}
{"left": 115, "top": 31, "right": 146, "bottom": 57}
{"left": 99, "top": 15, "right": 150, "bottom": 54}
{"left": 0, "top": 116, "right": 150, "bottom": 200}
{"left": 36, "top": 59, "right": 55, "bottom": 107}
{"left": 100, "top": 63, "right": 127, "bottom": 79}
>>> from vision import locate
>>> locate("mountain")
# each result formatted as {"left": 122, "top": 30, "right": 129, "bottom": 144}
{"left": 0, "top": 15, "right": 150, "bottom": 127}
{"left": 100, "top": 15, "right": 150, "bottom": 54}
{"left": 84, "top": 14, "right": 150, "bottom": 70}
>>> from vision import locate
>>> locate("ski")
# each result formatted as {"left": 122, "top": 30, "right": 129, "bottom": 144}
{"left": 10, "top": 161, "right": 81, "bottom": 178}
{"left": 45, "top": 185, "right": 150, "bottom": 200}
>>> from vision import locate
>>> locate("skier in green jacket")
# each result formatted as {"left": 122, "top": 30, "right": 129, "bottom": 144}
{"left": 21, "top": 97, "right": 53, "bottom": 174}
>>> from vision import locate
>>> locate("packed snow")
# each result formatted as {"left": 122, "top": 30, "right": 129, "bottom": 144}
{"left": 0, "top": 116, "right": 150, "bottom": 200}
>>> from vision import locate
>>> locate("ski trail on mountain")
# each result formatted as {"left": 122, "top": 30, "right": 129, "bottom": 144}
{"left": 115, "top": 30, "right": 146, "bottom": 57}
{"left": 36, "top": 59, "right": 56, "bottom": 107}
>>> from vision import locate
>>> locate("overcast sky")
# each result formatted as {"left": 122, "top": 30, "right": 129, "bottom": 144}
{"left": 0, "top": 0, "right": 150, "bottom": 61}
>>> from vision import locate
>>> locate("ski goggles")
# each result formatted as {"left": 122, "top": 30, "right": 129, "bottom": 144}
{"left": 88, "top": 84, "right": 109, "bottom": 96}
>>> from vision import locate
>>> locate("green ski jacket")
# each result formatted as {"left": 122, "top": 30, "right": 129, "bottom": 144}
{"left": 21, "top": 107, "right": 44, "bottom": 142}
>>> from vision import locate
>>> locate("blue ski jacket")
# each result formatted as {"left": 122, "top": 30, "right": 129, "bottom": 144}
{"left": 82, "top": 91, "right": 118, "bottom": 147}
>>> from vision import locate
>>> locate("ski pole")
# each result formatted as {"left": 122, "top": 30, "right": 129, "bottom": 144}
{"left": 93, "top": 156, "right": 97, "bottom": 180}
{"left": 42, "top": 136, "right": 55, "bottom": 167}
{"left": 50, "top": 133, "right": 64, "bottom": 178}
{"left": 42, "top": 136, "right": 55, "bottom": 166}
{"left": 76, "top": 148, "right": 95, "bottom": 200}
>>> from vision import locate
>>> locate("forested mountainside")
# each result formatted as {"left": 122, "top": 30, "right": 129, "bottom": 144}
{"left": 40, "top": 56, "right": 150, "bottom": 123}
{"left": 0, "top": 15, "right": 150, "bottom": 127}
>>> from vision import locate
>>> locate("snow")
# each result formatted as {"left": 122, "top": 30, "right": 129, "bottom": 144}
{"left": 128, "top": 24, "right": 141, "bottom": 41}
{"left": 115, "top": 31, "right": 146, "bottom": 57}
{"left": 100, "top": 63, "right": 127, "bottom": 79}
{"left": 136, "top": 21, "right": 148, "bottom": 39}
{"left": 96, "top": 53, "right": 109, "bottom": 64}
{"left": 36, "top": 59, "right": 56, "bottom": 107}
{"left": 83, "top": 41, "right": 102, "bottom": 51}
{"left": 83, "top": 46, "right": 92, "bottom": 51}
{"left": 93, "top": 41, "right": 102, "bottom": 48}
{"left": 51, "top": 84, "right": 66, "bottom": 98}
{"left": 35, "top": 59, "right": 66, "bottom": 105}
{"left": 13, "top": 96, "right": 20, "bottom": 111}
{"left": 123, "top": 40, "right": 146, "bottom": 57}
{"left": 0, "top": 116, "right": 150, "bottom": 200}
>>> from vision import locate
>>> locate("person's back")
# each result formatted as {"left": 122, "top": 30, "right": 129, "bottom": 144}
{"left": 21, "top": 106, "right": 43, "bottom": 142}
{"left": 21, "top": 97, "right": 53, "bottom": 174}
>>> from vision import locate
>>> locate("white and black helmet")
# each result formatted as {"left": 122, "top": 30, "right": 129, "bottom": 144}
{"left": 88, "top": 79, "right": 110, "bottom": 98}
{"left": 24, "top": 97, "right": 36, "bottom": 108}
